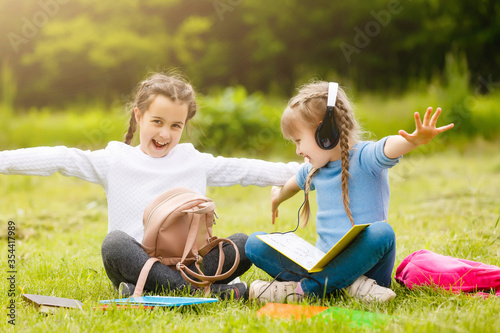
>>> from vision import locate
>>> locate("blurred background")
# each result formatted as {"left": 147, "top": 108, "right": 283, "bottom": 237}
{"left": 1, "top": 0, "right": 499, "bottom": 159}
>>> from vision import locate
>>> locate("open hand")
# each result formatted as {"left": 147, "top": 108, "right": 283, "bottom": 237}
{"left": 399, "top": 107, "right": 454, "bottom": 146}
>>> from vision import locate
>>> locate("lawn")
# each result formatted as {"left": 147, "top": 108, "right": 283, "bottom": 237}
{"left": 1, "top": 143, "right": 499, "bottom": 332}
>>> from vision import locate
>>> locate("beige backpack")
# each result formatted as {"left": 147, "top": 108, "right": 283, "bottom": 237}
{"left": 132, "top": 187, "right": 240, "bottom": 296}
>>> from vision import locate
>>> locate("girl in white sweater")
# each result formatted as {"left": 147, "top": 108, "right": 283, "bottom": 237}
{"left": 0, "top": 73, "right": 300, "bottom": 299}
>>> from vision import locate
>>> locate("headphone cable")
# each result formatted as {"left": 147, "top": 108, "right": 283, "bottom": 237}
{"left": 256, "top": 191, "right": 324, "bottom": 300}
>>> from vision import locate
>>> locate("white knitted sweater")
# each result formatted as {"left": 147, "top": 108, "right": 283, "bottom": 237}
{"left": 0, "top": 141, "right": 300, "bottom": 241}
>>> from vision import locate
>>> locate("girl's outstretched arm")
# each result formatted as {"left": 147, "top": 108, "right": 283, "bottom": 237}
{"left": 0, "top": 145, "right": 111, "bottom": 185}
{"left": 271, "top": 176, "right": 301, "bottom": 224}
{"left": 383, "top": 107, "right": 454, "bottom": 159}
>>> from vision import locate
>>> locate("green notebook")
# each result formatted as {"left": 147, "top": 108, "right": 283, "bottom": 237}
{"left": 257, "top": 224, "right": 370, "bottom": 273}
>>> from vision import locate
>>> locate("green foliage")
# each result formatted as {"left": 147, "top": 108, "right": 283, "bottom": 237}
{"left": 354, "top": 73, "right": 500, "bottom": 148}
{"left": 1, "top": 0, "right": 499, "bottom": 106}
{"left": 190, "top": 86, "right": 283, "bottom": 157}
{"left": 1, "top": 60, "right": 16, "bottom": 117}
{"left": 470, "top": 94, "right": 500, "bottom": 140}
{"left": 0, "top": 105, "right": 128, "bottom": 150}
{"left": 0, "top": 60, "right": 16, "bottom": 146}
{"left": 439, "top": 52, "right": 475, "bottom": 136}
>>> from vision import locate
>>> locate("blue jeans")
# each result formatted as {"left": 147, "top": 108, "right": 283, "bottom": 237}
{"left": 245, "top": 221, "right": 396, "bottom": 296}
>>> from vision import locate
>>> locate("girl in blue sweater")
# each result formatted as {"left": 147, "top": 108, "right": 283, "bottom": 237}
{"left": 245, "top": 81, "right": 454, "bottom": 302}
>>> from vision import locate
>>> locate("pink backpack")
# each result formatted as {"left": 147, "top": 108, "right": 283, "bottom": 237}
{"left": 395, "top": 249, "right": 500, "bottom": 297}
{"left": 132, "top": 187, "right": 240, "bottom": 296}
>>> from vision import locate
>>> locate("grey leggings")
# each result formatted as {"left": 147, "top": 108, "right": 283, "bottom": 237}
{"left": 101, "top": 230, "right": 252, "bottom": 292}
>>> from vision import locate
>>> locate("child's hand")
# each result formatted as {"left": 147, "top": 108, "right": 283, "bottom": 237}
{"left": 271, "top": 186, "right": 281, "bottom": 224}
{"left": 398, "top": 107, "right": 454, "bottom": 146}
{"left": 270, "top": 176, "right": 301, "bottom": 224}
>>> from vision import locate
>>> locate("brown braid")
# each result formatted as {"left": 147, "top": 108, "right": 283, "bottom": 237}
{"left": 124, "top": 109, "right": 137, "bottom": 145}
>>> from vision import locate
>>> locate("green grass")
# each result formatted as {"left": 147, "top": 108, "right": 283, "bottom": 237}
{"left": 1, "top": 143, "right": 499, "bottom": 332}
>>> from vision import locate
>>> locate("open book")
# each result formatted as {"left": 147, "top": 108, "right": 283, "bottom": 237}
{"left": 257, "top": 224, "right": 370, "bottom": 273}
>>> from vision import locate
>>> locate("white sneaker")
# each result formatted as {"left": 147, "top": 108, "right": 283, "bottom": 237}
{"left": 249, "top": 280, "right": 301, "bottom": 303}
{"left": 345, "top": 276, "right": 396, "bottom": 302}
{"left": 118, "top": 282, "right": 136, "bottom": 298}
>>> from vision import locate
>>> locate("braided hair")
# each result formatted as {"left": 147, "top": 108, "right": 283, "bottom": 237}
{"left": 124, "top": 72, "right": 197, "bottom": 145}
{"left": 281, "top": 81, "right": 362, "bottom": 227}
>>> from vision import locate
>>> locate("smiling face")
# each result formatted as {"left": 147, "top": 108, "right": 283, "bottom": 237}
{"left": 291, "top": 119, "right": 341, "bottom": 168}
{"left": 135, "top": 95, "right": 189, "bottom": 158}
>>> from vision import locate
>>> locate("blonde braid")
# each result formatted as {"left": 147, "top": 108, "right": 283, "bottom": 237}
{"left": 336, "top": 100, "right": 354, "bottom": 226}
{"left": 301, "top": 91, "right": 328, "bottom": 103}
{"left": 300, "top": 167, "right": 319, "bottom": 227}
{"left": 291, "top": 90, "right": 327, "bottom": 111}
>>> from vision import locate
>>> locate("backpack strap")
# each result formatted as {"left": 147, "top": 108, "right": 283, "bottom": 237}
{"left": 177, "top": 202, "right": 215, "bottom": 265}
{"left": 132, "top": 257, "right": 161, "bottom": 297}
{"left": 132, "top": 238, "right": 240, "bottom": 297}
{"left": 190, "top": 241, "right": 225, "bottom": 282}
{"left": 179, "top": 213, "right": 202, "bottom": 264}
{"left": 176, "top": 237, "right": 240, "bottom": 286}
{"left": 194, "top": 241, "right": 225, "bottom": 295}
{"left": 214, "top": 242, "right": 225, "bottom": 276}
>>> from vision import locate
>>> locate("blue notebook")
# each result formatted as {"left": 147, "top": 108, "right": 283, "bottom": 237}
{"left": 100, "top": 296, "right": 218, "bottom": 307}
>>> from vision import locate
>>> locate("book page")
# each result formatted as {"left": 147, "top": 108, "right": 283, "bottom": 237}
{"left": 257, "top": 233, "right": 325, "bottom": 271}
